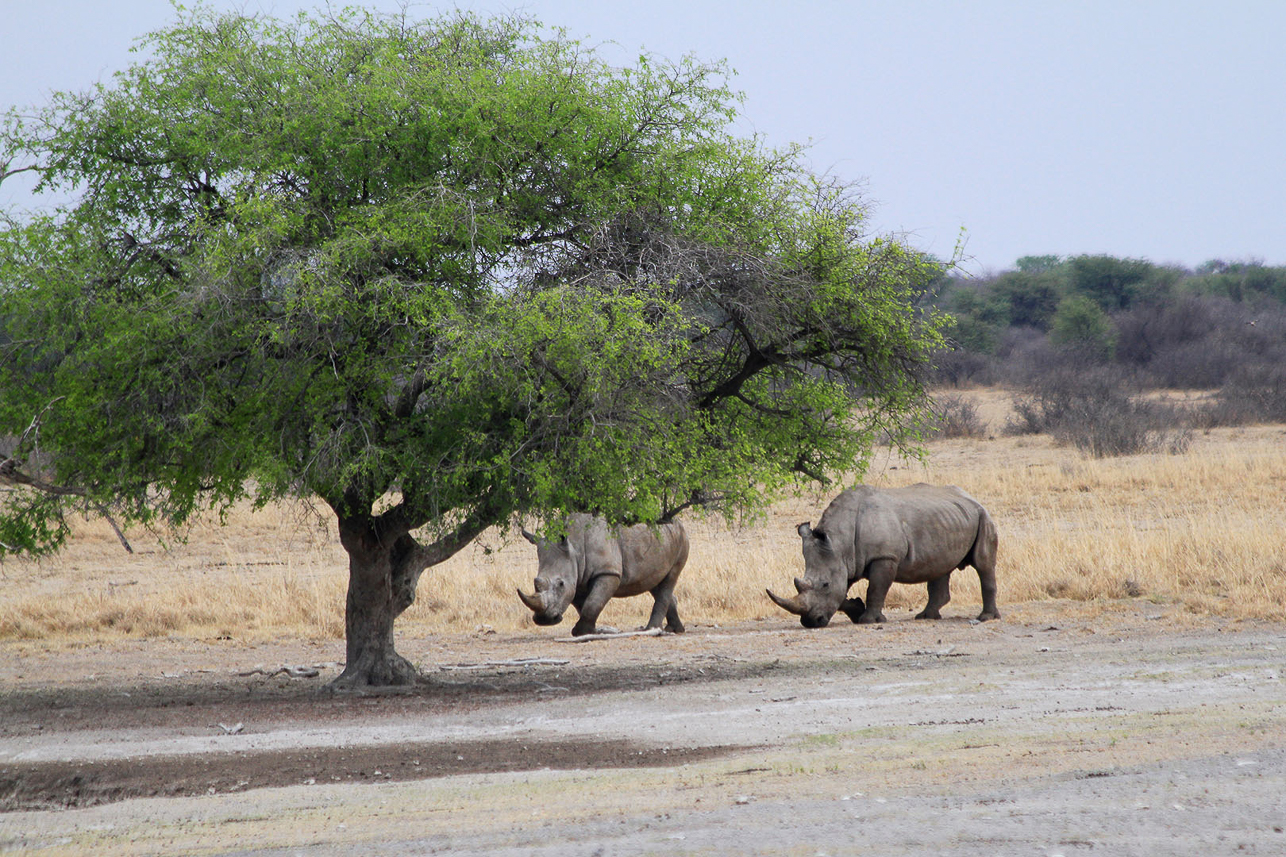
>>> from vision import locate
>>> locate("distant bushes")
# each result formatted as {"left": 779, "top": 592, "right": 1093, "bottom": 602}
{"left": 930, "top": 255, "right": 1286, "bottom": 447}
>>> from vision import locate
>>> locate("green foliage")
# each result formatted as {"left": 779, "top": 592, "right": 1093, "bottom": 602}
{"left": 1015, "top": 254, "right": 1062, "bottom": 274}
{"left": 1186, "top": 259, "right": 1286, "bottom": 304}
{"left": 944, "top": 286, "right": 1007, "bottom": 353}
{"left": 1066, "top": 254, "right": 1157, "bottom": 312}
{"left": 0, "top": 5, "right": 947, "bottom": 559}
{"left": 1050, "top": 294, "right": 1117, "bottom": 360}
{"left": 990, "top": 270, "right": 1062, "bottom": 330}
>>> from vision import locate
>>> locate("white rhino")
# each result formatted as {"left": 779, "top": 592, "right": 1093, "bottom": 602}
{"left": 768, "top": 484, "right": 999, "bottom": 628}
{"left": 519, "top": 514, "right": 689, "bottom": 636}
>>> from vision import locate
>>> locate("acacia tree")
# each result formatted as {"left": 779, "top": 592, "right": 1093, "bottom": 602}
{"left": 0, "top": 7, "right": 949, "bottom": 687}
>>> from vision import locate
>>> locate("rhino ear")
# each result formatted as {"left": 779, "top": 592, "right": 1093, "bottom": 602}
{"left": 796, "top": 522, "right": 813, "bottom": 539}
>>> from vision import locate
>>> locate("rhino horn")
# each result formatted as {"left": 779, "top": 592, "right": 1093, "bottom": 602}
{"left": 793, "top": 576, "right": 813, "bottom": 594}
{"left": 521, "top": 528, "right": 538, "bottom": 545}
{"left": 766, "top": 587, "right": 806, "bottom": 615}
{"left": 517, "top": 587, "right": 546, "bottom": 613}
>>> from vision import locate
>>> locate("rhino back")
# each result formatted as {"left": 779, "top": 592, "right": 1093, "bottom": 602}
{"left": 847, "top": 485, "right": 986, "bottom": 582}
{"left": 615, "top": 522, "right": 689, "bottom": 596}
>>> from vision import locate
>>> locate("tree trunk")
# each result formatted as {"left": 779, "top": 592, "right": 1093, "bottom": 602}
{"left": 326, "top": 496, "right": 502, "bottom": 690}
{"left": 330, "top": 517, "right": 424, "bottom": 689}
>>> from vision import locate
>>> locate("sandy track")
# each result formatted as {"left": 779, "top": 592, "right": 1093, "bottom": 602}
{"left": 2, "top": 601, "right": 1284, "bottom": 855}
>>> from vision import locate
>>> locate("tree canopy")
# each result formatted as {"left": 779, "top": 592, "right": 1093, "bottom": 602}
{"left": 1, "top": 6, "right": 950, "bottom": 686}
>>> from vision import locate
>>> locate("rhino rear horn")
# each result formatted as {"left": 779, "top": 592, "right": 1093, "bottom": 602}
{"left": 766, "top": 587, "right": 806, "bottom": 616}
{"left": 517, "top": 587, "right": 545, "bottom": 613}
{"left": 793, "top": 576, "right": 813, "bottom": 593}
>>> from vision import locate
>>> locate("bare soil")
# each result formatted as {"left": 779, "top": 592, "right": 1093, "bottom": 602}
{"left": 2, "top": 601, "right": 1285, "bottom": 855}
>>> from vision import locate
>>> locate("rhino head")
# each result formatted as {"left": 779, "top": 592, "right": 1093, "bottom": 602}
{"left": 517, "top": 528, "right": 578, "bottom": 626}
{"left": 766, "top": 522, "right": 851, "bottom": 628}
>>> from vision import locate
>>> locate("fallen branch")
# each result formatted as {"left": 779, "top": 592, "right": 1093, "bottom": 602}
{"left": 236, "top": 663, "right": 337, "bottom": 678}
{"left": 438, "top": 657, "right": 570, "bottom": 671}
{"left": 558, "top": 628, "right": 665, "bottom": 643}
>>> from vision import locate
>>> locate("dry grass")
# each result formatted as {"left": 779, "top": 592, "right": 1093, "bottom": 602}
{"left": 3, "top": 390, "right": 1285, "bottom": 646}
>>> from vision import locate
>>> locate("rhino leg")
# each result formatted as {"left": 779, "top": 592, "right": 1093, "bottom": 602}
{"left": 976, "top": 567, "right": 1001, "bottom": 621}
{"left": 664, "top": 598, "right": 684, "bottom": 633}
{"left": 916, "top": 574, "right": 952, "bottom": 620}
{"left": 571, "top": 574, "right": 622, "bottom": 636}
{"left": 972, "top": 508, "right": 1001, "bottom": 621}
{"left": 857, "top": 558, "right": 895, "bottom": 624}
{"left": 644, "top": 567, "right": 684, "bottom": 633}
{"left": 839, "top": 597, "right": 866, "bottom": 623}
{"left": 973, "top": 558, "right": 1001, "bottom": 622}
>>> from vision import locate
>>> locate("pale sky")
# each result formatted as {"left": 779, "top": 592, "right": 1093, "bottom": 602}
{"left": 3, "top": 0, "right": 1284, "bottom": 274}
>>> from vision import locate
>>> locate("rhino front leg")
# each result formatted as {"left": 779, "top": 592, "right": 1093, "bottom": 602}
{"left": 572, "top": 574, "right": 622, "bottom": 636}
{"left": 839, "top": 596, "right": 867, "bottom": 623}
{"left": 858, "top": 558, "right": 896, "bottom": 623}
{"left": 916, "top": 574, "right": 952, "bottom": 620}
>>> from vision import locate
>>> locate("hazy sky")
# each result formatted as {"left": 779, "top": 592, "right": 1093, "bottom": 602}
{"left": 3, "top": 0, "right": 1284, "bottom": 273}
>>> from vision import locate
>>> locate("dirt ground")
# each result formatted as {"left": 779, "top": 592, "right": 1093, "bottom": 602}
{"left": 2, "top": 600, "right": 1284, "bottom": 856}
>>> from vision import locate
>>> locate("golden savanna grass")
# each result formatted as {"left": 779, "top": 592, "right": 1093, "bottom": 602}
{"left": 2, "top": 389, "right": 1284, "bottom": 646}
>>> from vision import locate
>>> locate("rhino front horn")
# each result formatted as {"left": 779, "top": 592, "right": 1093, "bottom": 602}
{"left": 517, "top": 588, "right": 545, "bottom": 613}
{"left": 766, "top": 587, "right": 806, "bottom": 615}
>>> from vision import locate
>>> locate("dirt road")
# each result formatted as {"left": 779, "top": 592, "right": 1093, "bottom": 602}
{"left": 2, "top": 601, "right": 1284, "bottom": 855}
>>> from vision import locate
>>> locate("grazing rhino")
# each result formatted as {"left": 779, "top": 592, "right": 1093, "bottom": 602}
{"left": 767, "top": 484, "right": 999, "bottom": 628}
{"left": 519, "top": 514, "right": 689, "bottom": 636}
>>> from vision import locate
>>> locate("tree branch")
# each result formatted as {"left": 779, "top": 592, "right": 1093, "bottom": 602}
{"left": 1, "top": 400, "right": 134, "bottom": 552}
{"left": 0, "top": 460, "right": 134, "bottom": 553}
{"left": 0, "top": 160, "right": 41, "bottom": 187}
{"left": 657, "top": 489, "right": 723, "bottom": 523}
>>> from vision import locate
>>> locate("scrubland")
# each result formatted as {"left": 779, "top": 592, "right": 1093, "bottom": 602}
{"left": 3, "top": 389, "right": 1284, "bottom": 646}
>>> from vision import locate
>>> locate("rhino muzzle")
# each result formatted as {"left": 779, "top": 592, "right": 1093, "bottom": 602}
{"left": 518, "top": 587, "right": 564, "bottom": 625}
{"left": 766, "top": 579, "right": 836, "bottom": 628}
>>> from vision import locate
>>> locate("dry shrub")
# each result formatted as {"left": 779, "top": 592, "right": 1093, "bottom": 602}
{"left": 1200, "top": 363, "right": 1286, "bottom": 427}
{"left": 924, "top": 394, "right": 989, "bottom": 439}
{"left": 1005, "top": 368, "right": 1193, "bottom": 457}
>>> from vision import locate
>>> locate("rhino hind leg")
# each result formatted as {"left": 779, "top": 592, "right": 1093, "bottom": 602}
{"left": 975, "top": 563, "right": 1001, "bottom": 621}
{"left": 643, "top": 581, "right": 684, "bottom": 634}
{"left": 916, "top": 574, "right": 952, "bottom": 620}
{"left": 970, "top": 508, "right": 1001, "bottom": 621}
{"left": 663, "top": 597, "right": 684, "bottom": 634}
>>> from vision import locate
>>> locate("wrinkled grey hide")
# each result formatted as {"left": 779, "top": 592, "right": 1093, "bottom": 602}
{"left": 519, "top": 514, "right": 689, "bottom": 636}
{"left": 768, "top": 484, "right": 999, "bottom": 628}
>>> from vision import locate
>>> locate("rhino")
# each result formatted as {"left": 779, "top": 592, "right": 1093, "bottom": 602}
{"left": 519, "top": 514, "right": 689, "bottom": 636}
{"left": 767, "top": 484, "right": 999, "bottom": 628}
